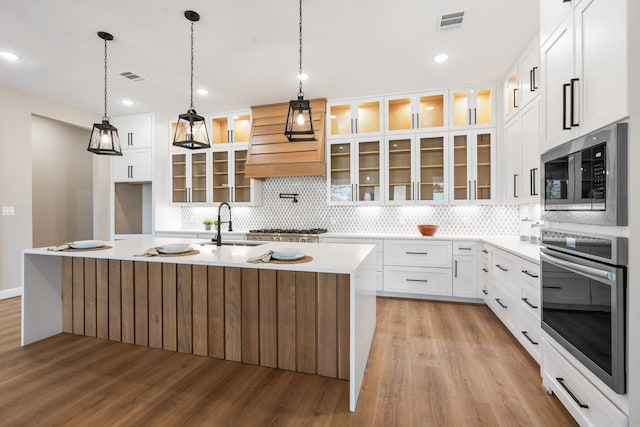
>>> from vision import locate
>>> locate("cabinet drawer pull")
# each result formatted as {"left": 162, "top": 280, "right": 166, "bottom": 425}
{"left": 406, "top": 251, "right": 428, "bottom": 255}
{"left": 543, "top": 285, "right": 562, "bottom": 290}
{"left": 570, "top": 78, "right": 580, "bottom": 127}
{"left": 495, "top": 264, "right": 508, "bottom": 272}
{"left": 562, "top": 83, "right": 571, "bottom": 130}
{"left": 513, "top": 88, "right": 518, "bottom": 108}
{"left": 521, "top": 269, "right": 539, "bottom": 279}
{"left": 521, "top": 298, "right": 538, "bottom": 309}
{"left": 468, "top": 108, "right": 471, "bottom": 126}
{"left": 532, "top": 66, "right": 539, "bottom": 90}
{"left": 495, "top": 298, "right": 508, "bottom": 309}
{"left": 521, "top": 331, "right": 539, "bottom": 346}
{"left": 482, "top": 249, "right": 489, "bottom": 254}
{"left": 556, "top": 377, "right": 589, "bottom": 409}
{"left": 406, "top": 278, "right": 428, "bottom": 283}
{"left": 454, "top": 260, "right": 458, "bottom": 278}
{"left": 530, "top": 69, "right": 535, "bottom": 92}
{"left": 458, "top": 247, "right": 472, "bottom": 251}
{"left": 473, "top": 108, "right": 477, "bottom": 125}
{"left": 513, "top": 174, "right": 518, "bottom": 198}
{"left": 532, "top": 168, "right": 539, "bottom": 196}
{"left": 482, "top": 268, "right": 489, "bottom": 273}
{"left": 482, "top": 289, "right": 488, "bottom": 295}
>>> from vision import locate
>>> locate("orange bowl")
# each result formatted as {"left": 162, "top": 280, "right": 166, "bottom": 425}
{"left": 417, "top": 224, "right": 438, "bottom": 236}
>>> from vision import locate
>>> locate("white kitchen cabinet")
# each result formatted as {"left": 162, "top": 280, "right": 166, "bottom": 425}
{"left": 479, "top": 244, "right": 491, "bottom": 305}
{"left": 383, "top": 266, "right": 452, "bottom": 296}
{"left": 540, "top": 0, "right": 574, "bottom": 46}
{"left": 327, "top": 97, "right": 382, "bottom": 138}
{"left": 519, "top": 37, "right": 541, "bottom": 109}
{"left": 449, "top": 130, "right": 495, "bottom": 203}
{"left": 327, "top": 138, "right": 384, "bottom": 205}
{"left": 110, "top": 113, "right": 153, "bottom": 150}
{"left": 385, "top": 91, "right": 448, "bottom": 134}
{"left": 385, "top": 133, "right": 448, "bottom": 204}
{"left": 384, "top": 240, "right": 452, "bottom": 268}
{"left": 112, "top": 149, "right": 152, "bottom": 182}
{"left": 450, "top": 86, "right": 495, "bottom": 130}
{"left": 490, "top": 281, "right": 518, "bottom": 334}
{"left": 541, "top": 0, "right": 627, "bottom": 151}
{"left": 503, "top": 67, "right": 519, "bottom": 120}
{"left": 211, "top": 145, "right": 262, "bottom": 206}
{"left": 320, "top": 236, "right": 384, "bottom": 291}
{"left": 210, "top": 111, "right": 251, "bottom": 144}
{"left": 171, "top": 151, "right": 208, "bottom": 204}
{"left": 504, "top": 98, "right": 542, "bottom": 204}
{"left": 453, "top": 241, "right": 478, "bottom": 298}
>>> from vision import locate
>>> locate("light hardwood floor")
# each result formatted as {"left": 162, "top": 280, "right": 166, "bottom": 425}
{"left": 0, "top": 296, "right": 577, "bottom": 426}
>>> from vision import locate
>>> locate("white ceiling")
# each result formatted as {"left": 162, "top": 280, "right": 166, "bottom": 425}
{"left": 0, "top": 0, "right": 538, "bottom": 118}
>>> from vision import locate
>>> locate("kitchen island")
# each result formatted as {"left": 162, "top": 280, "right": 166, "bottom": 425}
{"left": 22, "top": 238, "right": 377, "bottom": 412}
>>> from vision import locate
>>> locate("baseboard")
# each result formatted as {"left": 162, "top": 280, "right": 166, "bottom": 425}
{"left": 0, "top": 287, "right": 22, "bottom": 300}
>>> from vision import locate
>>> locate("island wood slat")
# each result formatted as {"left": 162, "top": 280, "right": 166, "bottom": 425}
{"left": 60, "top": 257, "right": 350, "bottom": 380}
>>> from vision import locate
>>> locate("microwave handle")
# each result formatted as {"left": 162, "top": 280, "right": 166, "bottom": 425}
{"left": 540, "top": 252, "right": 616, "bottom": 282}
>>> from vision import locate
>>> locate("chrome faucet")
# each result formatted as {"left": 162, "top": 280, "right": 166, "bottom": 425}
{"left": 215, "top": 202, "right": 233, "bottom": 246}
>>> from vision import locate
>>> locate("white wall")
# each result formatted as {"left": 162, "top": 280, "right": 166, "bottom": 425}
{"left": 0, "top": 83, "right": 102, "bottom": 295}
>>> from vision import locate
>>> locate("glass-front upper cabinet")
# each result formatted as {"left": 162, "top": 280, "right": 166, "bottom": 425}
{"left": 211, "top": 150, "right": 230, "bottom": 202}
{"left": 211, "top": 145, "right": 262, "bottom": 206}
{"left": 210, "top": 111, "right": 251, "bottom": 144}
{"left": 327, "top": 138, "right": 383, "bottom": 204}
{"left": 385, "top": 133, "right": 448, "bottom": 204}
{"left": 233, "top": 149, "right": 251, "bottom": 203}
{"left": 450, "top": 86, "right": 495, "bottom": 129}
{"left": 171, "top": 152, "right": 208, "bottom": 204}
{"left": 450, "top": 131, "right": 495, "bottom": 203}
{"left": 327, "top": 98, "right": 382, "bottom": 138}
{"left": 385, "top": 91, "right": 447, "bottom": 134}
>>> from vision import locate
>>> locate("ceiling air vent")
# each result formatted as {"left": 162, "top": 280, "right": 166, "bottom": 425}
{"left": 438, "top": 11, "right": 465, "bottom": 31}
{"left": 119, "top": 71, "right": 146, "bottom": 82}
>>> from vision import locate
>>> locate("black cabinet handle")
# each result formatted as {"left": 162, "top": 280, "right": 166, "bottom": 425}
{"left": 530, "top": 168, "right": 539, "bottom": 196}
{"left": 543, "top": 285, "right": 562, "bottom": 289}
{"left": 416, "top": 113, "right": 420, "bottom": 129}
{"left": 521, "top": 297, "right": 539, "bottom": 309}
{"left": 458, "top": 247, "right": 473, "bottom": 251}
{"left": 496, "top": 264, "right": 508, "bottom": 272}
{"left": 570, "top": 78, "right": 580, "bottom": 127}
{"left": 482, "top": 249, "right": 489, "bottom": 254}
{"left": 532, "top": 168, "right": 538, "bottom": 195}
{"left": 530, "top": 69, "right": 534, "bottom": 92}
{"left": 130, "top": 165, "right": 134, "bottom": 179}
{"left": 454, "top": 260, "right": 458, "bottom": 278}
{"left": 230, "top": 129, "right": 234, "bottom": 143}
{"left": 482, "top": 289, "right": 489, "bottom": 295}
{"left": 411, "top": 113, "right": 415, "bottom": 130}
{"left": 482, "top": 268, "right": 489, "bottom": 273}
{"left": 562, "top": 83, "right": 571, "bottom": 130}
{"left": 406, "top": 278, "right": 428, "bottom": 283}
{"left": 474, "top": 108, "right": 477, "bottom": 125}
{"left": 521, "top": 331, "right": 539, "bottom": 346}
{"left": 513, "top": 88, "right": 518, "bottom": 108}
{"left": 495, "top": 298, "right": 508, "bottom": 309}
{"left": 406, "top": 252, "right": 428, "bottom": 255}
{"left": 468, "top": 109, "right": 471, "bottom": 126}
{"left": 556, "top": 377, "right": 589, "bottom": 409}
{"left": 473, "top": 180, "right": 477, "bottom": 200}
{"left": 513, "top": 174, "right": 518, "bottom": 198}
{"left": 532, "top": 67, "right": 539, "bottom": 90}
{"left": 521, "top": 269, "right": 539, "bottom": 278}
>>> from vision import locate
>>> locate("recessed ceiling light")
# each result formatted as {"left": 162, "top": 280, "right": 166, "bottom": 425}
{"left": 121, "top": 99, "right": 133, "bottom": 106}
{"left": 433, "top": 53, "right": 449, "bottom": 63}
{"left": 0, "top": 51, "right": 20, "bottom": 61}
{"left": 197, "top": 88, "right": 208, "bottom": 96}
{"left": 297, "top": 73, "right": 309, "bottom": 80}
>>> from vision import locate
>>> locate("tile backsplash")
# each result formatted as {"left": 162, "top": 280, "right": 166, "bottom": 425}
{"left": 180, "top": 176, "right": 520, "bottom": 235}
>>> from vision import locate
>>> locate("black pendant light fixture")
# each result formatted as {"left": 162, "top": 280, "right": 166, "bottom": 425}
{"left": 173, "top": 10, "right": 210, "bottom": 150}
{"left": 284, "top": 0, "right": 316, "bottom": 142}
{"left": 87, "top": 31, "right": 122, "bottom": 156}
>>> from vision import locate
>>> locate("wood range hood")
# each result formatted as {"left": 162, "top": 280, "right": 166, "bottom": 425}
{"left": 244, "top": 98, "right": 326, "bottom": 178}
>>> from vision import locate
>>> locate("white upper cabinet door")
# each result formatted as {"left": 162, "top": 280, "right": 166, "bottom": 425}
{"left": 504, "top": 118, "right": 522, "bottom": 203}
{"left": 574, "top": 0, "right": 628, "bottom": 137}
{"left": 450, "top": 86, "right": 495, "bottom": 130}
{"left": 540, "top": 0, "right": 573, "bottom": 46}
{"left": 519, "top": 38, "right": 541, "bottom": 108}
{"left": 520, "top": 98, "right": 542, "bottom": 203}
{"left": 385, "top": 91, "right": 448, "bottom": 135}
{"left": 327, "top": 98, "right": 382, "bottom": 138}
{"left": 111, "top": 113, "right": 153, "bottom": 150}
{"left": 541, "top": 15, "right": 574, "bottom": 152}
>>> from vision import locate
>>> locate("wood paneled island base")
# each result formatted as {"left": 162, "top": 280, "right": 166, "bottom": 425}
{"left": 61, "top": 258, "right": 351, "bottom": 379}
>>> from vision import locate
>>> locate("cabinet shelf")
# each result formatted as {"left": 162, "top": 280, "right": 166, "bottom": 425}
{"left": 192, "top": 161, "right": 207, "bottom": 165}
{"left": 331, "top": 168, "right": 351, "bottom": 173}
{"left": 477, "top": 144, "right": 491, "bottom": 148}
{"left": 192, "top": 174, "right": 207, "bottom": 178}
{"left": 173, "top": 162, "right": 186, "bottom": 165}
{"left": 388, "top": 149, "right": 411, "bottom": 153}
{"left": 420, "top": 147, "right": 443, "bottom": 152}
{"left": 213, "top": 185, "right": 229, "bottom": 189}
{"left": 421, "top": 182, "right": 444, "bottom": 185}
{"left": 330, "top": 152, "right": 351, "bottom": 157}
{"left": 212, "top": 159, "right": 228, "bottom": 163}
{"left": 390, "top": 182, "right": 411, "bottom": 186}
{"left": 388, "top": 166, "right": 411, "bottom": 170}
{"left": 173, "top": 175, "right": 187, "bottom": 178}
{"left": 453, "top": 185, "right": 468, "bottom": 189}
{"left": 173, "top": 188, "right": 187, "bottom": 192}
{"left": 421, "top": 165, "right": 444, "bottom": 168}
{"left": 477, "top": 163, "right": 491, "bottom": 166}
{"left": 192, "top": 188, "right": 206, "bottom": 191}
{"left": 359, "top": 167, "right": 379, "bottom": 171}
{"left": 235, "top": 185, "right": 250, "bottom": 189}
{"left": 213, "top": 172, "right": 229, "bottom": 175}
{"left": 359, "top": 184, "right": 379, "bottom": 187}
{"left": 359, "top": 150, "right": 380, "bottom": 155}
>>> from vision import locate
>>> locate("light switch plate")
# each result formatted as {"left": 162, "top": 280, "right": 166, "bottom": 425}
{"left": 2, "top": 206, "right": 15, "bottom": 216}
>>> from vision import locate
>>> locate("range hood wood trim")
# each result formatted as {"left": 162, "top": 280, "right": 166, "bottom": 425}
{"left": 245, "top": 98, "right": 326, "bottom": 179}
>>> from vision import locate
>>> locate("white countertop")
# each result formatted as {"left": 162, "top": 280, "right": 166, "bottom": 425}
{"left": 479, "top": 236, "right": 541, "bottom": 263}
{"left": 24, "top": 238, "right": 376, "bottom": 274}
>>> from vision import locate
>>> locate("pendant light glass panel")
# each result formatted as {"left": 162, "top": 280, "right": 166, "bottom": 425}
{"left": 285, "top": 97, "right": 315, "bottom": 141}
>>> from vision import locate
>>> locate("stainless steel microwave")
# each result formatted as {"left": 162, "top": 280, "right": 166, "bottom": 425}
{"left": 541, "top": 122, "right": 627, "bottom": 226}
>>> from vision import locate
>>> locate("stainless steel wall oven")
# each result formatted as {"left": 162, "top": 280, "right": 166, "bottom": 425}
{"left": 540, "top": 229, "right": 627, "bottom": 393}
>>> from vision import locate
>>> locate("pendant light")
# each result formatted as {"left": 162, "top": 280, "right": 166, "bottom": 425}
{"left": 173, "top": 10, "right": 210, "bottom": 150}
{"left": 87, "top": 31, "right": 122, "bottom": 156}
{"left": 284, "top": 0, "right": 316, "bottom": 142}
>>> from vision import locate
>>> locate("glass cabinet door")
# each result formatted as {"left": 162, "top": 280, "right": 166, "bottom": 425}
{"left": 387, "top": 98, "right": 413, "bottom": 132}
{"left": 190, "top": 152, "right": 208, "bottom": 203}
{"left": 329, "top": 142, "right": 353, "bottom": 202}
{"left": 212, "top": 151, "right": 230, "bottom": 202}
{"left": 418, "top": 94, "right": 445, "bottom": 129}
{"left": 232, "top": 114, "right": 251, "bottom": 143}
{"left": 475, "top": 132, "right": 492, "bottom": 200}
{"left": 453, "top": 134, "right": 469, "bottom": 200}
{"left": 452, "top": 91, "right": 470, "bottom": 127}
{"left": 418, "top": 135, "right": 446, "bottom": 201}
{"left": 329, "top": 104, "right": 352, "bottom": 137}
{"left": 387, "top": 138, "right": 413, "bottom": 202}
{"left": 356, "top": 101, "right": 381, "bottom": 134}
{"left": 211, "top": 117, "right": 229, "bottom": 144}
{"left": 452, "top": 88, "right": 493, "bottom": 128}
{"left": 233, "top": 149, "right": 250, "bottom": 203}
{"left": 171, "top": 153, "right": 187, "bottom": 203}
{"left": 357, "top": 140, "right": 381, "bottom": 202}
{"left": 475, "top": 88, "right": 493, "bottom": 126}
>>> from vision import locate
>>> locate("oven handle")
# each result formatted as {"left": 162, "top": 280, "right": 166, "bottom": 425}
{"left": 540, "top": 251, "right": 616, "bottom": 282}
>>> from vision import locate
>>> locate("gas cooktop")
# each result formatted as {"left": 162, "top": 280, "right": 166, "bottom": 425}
{"left": 248, "top": 228, "right": 328, "bottom": 234}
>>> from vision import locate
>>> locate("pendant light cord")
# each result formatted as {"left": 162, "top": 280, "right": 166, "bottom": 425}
{"left": 298, "top": 0, "right": 303, "bottom": 98}
{"left": 103, "top": 37, "right": 108, "bottom": 120}
{"left": 190, "top": 20, "right": 195, "bottom": 111}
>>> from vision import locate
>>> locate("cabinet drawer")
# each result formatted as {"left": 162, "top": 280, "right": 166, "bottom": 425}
{"left": 542, "top": 339, "right": 628, "bottom": 427}
{"left": 519, "top": 285, "right": 540, "bottom": 319}
{"left": 518, "top": 311, "right": 541, "bottom": 363}
{"left": 322, "top": 237, "right": 384, "bottom": 271}
{"left": 453, "top": 241, "right": 477, "bottom": 256}
{"left": 519, "top": 258, "right": 540, "bottom": 290}
{"left": 384, "top": 240, "right": 452, "bottom": 268}
{"left": 383, "top": 266, "right": 452, "bottom": 296}
{"left": 489, "top": 281, "right": 517, "bottom": 334}
{"left": 479, "top": 264, "right": 491, "bottom": 304}
{"left": 490, "top": 249, "right": 519, "bottom": 293}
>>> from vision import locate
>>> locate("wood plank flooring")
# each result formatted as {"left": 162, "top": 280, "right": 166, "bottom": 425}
{"left": 0, "top": 296, "right": 577, "bottom": 426}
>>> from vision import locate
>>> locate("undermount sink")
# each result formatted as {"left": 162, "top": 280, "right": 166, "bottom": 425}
{"left": 199, "top": 240, "right": 266, "bottom": 247}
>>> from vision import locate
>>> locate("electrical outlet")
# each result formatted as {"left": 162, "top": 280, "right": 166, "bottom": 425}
{"left": 2, "top": 206, "right": 15, "bottom": 216}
